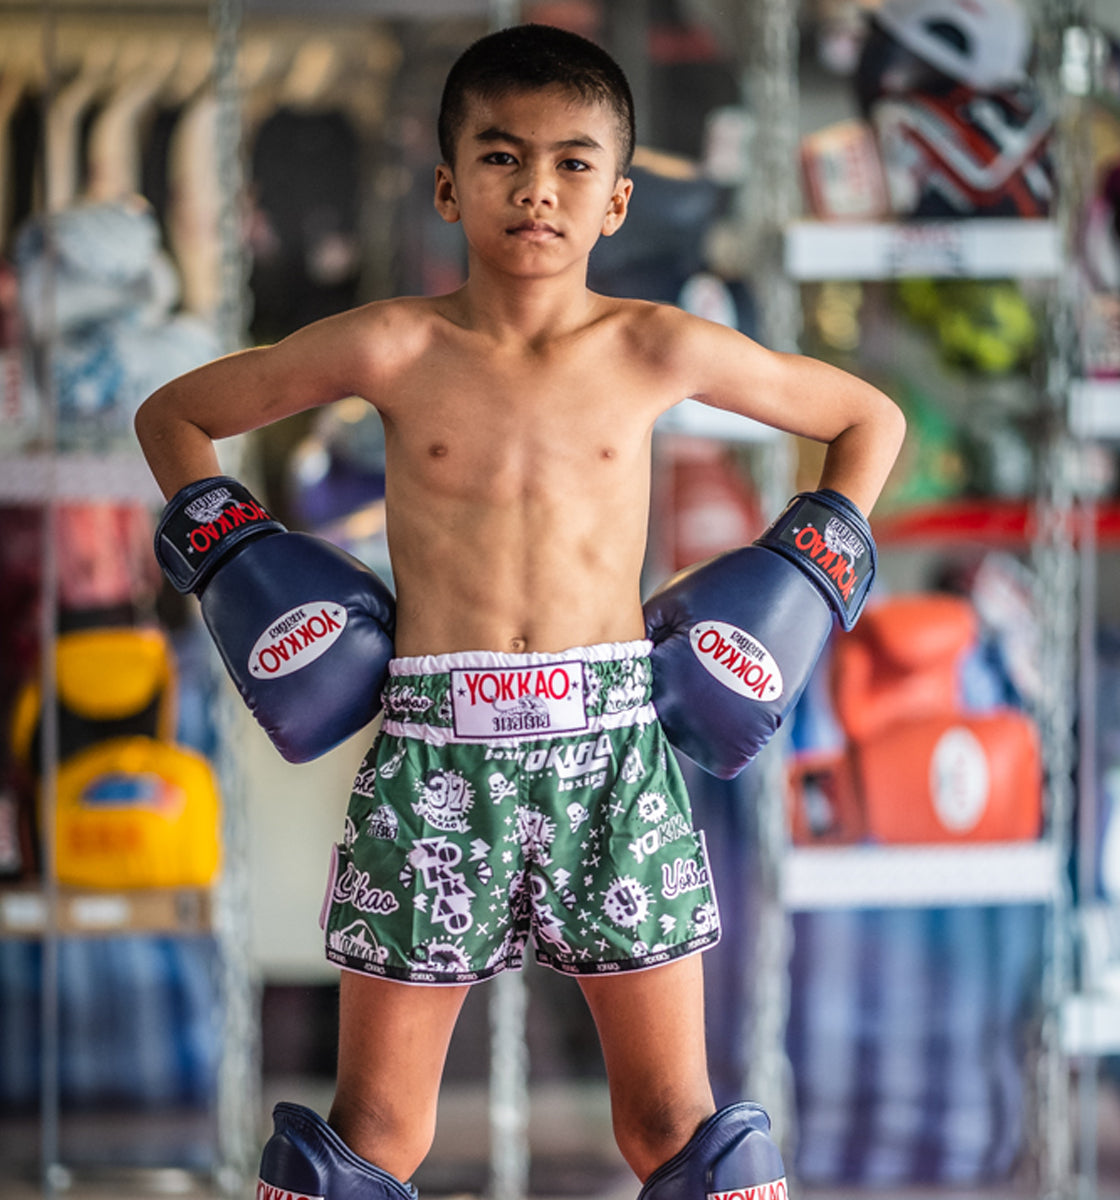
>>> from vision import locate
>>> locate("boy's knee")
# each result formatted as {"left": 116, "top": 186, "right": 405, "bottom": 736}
{"left": 612, "top": 1096, "right": 714, "bottom": 1182}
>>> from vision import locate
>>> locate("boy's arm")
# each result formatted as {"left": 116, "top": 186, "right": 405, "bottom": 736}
{"left": 135, "top": 306, "right": 384, "bottom": 499}
{"left": 673, "top": 315, "right": 906, "bottom": 515}
{"left": 643, "top": 311, "right": 907, "bottom": 778}
{"left": 134, "top": 306, "right": 401, "bottom": 764}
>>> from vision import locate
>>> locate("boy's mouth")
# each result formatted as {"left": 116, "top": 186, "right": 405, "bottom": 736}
{"left": 507, "top": 220, "right": 560, "bottom": 238}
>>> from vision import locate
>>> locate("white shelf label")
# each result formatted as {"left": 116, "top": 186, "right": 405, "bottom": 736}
{"left": 785, "top": 219, "right": 1061, "bottom": 281}
{"left": 1, "top": 891, "right": 47, "bottom": 931}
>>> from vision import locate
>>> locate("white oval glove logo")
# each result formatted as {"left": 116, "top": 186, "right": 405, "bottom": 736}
{"left": 248, "top": 601, "right": 348, "bottom": 678}
{"left": 930, "top": 725, "right": 989, "bottom": 832}
{"left": 688, "top": 619, "right": 783, "bottom": 702}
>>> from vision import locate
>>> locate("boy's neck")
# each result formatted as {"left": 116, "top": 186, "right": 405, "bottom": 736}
{"left": 451, "top": 264, "right": 603, "bottom": 345}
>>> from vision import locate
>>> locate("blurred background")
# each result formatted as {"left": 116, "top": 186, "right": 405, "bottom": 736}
{"left": 1, "top": 0, "right": 1120, "bottom": 1197}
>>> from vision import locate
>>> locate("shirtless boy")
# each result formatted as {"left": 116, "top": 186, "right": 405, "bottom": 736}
{"left": 136, "top": 23, "right": 904, "bottom": 1200}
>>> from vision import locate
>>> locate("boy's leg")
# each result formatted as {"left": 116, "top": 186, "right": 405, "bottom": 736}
{"left": 578, "top": 954, "right": 715, "bottom": 1182}
{"left": 328, "top": 972, "right": 471, "bottom": 1180}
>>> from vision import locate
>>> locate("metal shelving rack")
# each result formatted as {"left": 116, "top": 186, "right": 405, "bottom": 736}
{"left": 741, "top": 1, "right": 1098, "bottom": 1196}
{"left": 0, "top": 1, "right": 258, "bottom": 1194}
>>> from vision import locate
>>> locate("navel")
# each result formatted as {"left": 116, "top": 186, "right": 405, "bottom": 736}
{"left": 429, "top": 443, "right": 449, "bottom": 458}
{"left": 600, "top": 447, "right": 616, "bottom": 460}
{"left": 509, "top": 636, "right": 527, "bottom": 653}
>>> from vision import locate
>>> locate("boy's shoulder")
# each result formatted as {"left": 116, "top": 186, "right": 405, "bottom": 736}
{"left": 606, "top": 296, "right": 732, "bottom": 362}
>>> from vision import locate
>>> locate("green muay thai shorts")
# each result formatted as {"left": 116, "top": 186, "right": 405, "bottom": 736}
{"left": 321, "top": 640, "right": 720, "bottom": 985}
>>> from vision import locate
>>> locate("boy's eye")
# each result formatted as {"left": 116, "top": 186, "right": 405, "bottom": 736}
{"left": 560, "top": 158, "right": 590, "bottom": 172}
{"left": 484, "top": 151, "right": 517, "bottom": 165}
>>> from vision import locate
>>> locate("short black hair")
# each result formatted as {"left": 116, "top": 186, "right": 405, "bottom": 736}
{"left": 438, "top": 23, "right": 636, "bottom": 174}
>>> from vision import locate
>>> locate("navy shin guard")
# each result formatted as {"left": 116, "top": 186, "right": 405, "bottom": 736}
{"left": 637, "top": 1104, "right": 787, "bottom": 1200}
{"left": 256, "top": 1102, "right": 417, "bottom": 1200}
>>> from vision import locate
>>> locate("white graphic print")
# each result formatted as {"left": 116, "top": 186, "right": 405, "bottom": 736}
{"left": 486, "top": 927, "right": 523, "bottom": 970}
{"left": 553, "top": 867, "right": 578, "bottom": 911}
{"left": 690, "top": 901, "right": 719, "bottom": 937}
{"left": 378, "top": 744, "right": 407, "bottom": 779}
{"left": 621, "top": 747, "right": 645, "bottom": 785}
{"left": 567, "top": 800, "right": 589, "bottom": 835}
{"left": 523, "top": 732, "right": 613, "bottom": 789}
{"left": 603, "top": 658, "right": 650, "bottom": 713}
{"left": 386, "top": 683, "right": 434, "bottom": 719}
{"left": 629, "top": 813, "right": 691, "bottom": 865}
{"left": 365, "top": 805, "right": 399, "bottom": 841}
{"left": 603, "top": 673, "right": 646, "bottom": 714}
{"left": 530, "top": 874, "right": 571, "bottom": 953}
{"left": 583, "top": 667, "right": 603, "bottom": 711}
{"left": 515, "top": 806, "right": 557, "bottom": 865}
{"left": 489, "top": 773, "right": 519, "bottom": 804}
{"left": 332, "top": 860, "right": 400, "bottom": 915}
{"left": 351, "top": 763, "right": 378, "bottom": 799}
{"left": 636, "top": 791, "right": 668, "bottom": 824}
{"left": 470, "top": 838, "right": 494, "bottom": 885}
{"left": 342, "top": 814, "right": 359, "bottom": 849}
{"left": 414, "top": 937, "right": 471, "bottom": 973}
{"left": 329, "top": 918, "right": 389, "bottom": 964}
{"left": 185, "top": 485, "right": 233, "bottom": 524}
{"left": 662, "top": 855, "right": 710, "bottom": 899}
{"left": 413, "top": 769, "right": 474, "bottom": 833}
{"left": 408, "top": 837, "right": 475, "bottom": 934}
{"left": 603, "top": 876, "right": 652, "bottom": 930}
{"left": 825, "top": 514, "right": 864, "bottom": 568}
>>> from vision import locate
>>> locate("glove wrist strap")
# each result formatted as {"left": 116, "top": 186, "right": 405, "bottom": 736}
{"left": 155, "top": 475, "right": 284, "bottom": 595}
{"left": 756, "top": 489, "right": 876, "bottom": 630}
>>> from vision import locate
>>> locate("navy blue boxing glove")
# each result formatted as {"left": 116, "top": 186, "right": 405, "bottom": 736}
{"left": 155, "top": 476, "right": 395, "bottom": 763}
{"left": 644, "top": 488, "right": 875, "bottom": 778}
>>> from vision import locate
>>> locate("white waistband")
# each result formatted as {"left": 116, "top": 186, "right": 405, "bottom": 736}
{"left": 389, "top": 638, "right": 652, "bottom": 677}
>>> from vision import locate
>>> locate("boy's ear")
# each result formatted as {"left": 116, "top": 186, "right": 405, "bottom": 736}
{"left": 600, "top": 175, "right": 633, "bottom": 238}
{"left": 434, "top": 163, "right": 460, "bottom": 224}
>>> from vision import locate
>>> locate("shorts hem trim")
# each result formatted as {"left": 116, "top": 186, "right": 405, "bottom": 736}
{"left": 536, "top": 930, "right": 720, "bottom": 978}
{"left": 326, "top": 930, "right": 719, "bottom": 987}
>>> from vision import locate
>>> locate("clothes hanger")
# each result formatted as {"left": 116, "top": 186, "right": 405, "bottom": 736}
{"left": 44, "top": 36, "right": 118, "bottom": 211}
{"left": 85, "top": 36, "right": 181, "bottom": 202}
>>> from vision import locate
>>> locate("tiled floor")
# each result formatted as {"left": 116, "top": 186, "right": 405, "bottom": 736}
{"left": 4, "top": 1077, "right": 1120, "bottom": 1199}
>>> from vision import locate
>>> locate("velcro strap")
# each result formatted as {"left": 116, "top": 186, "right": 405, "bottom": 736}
{"left": 756, "top": 489, "right": 876, "bottom": 630}
{"left": 155, "top": 476, "right": 284, "bottom": 595}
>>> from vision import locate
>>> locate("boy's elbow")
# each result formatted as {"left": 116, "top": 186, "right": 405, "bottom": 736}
{"left": 887, "top": 394, "right": 907, "bottom": 454}
{"left": 868, "top": 384, "right": 906, "bottom": 454}
{"left": 133, "top": 388, "right": 163, "bottom": 448}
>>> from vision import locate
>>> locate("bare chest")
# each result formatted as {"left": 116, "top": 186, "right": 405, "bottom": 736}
{"left": 383, "top": 345, "right": 663, "bottom": 500}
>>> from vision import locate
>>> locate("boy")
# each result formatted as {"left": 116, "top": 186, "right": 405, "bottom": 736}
{"left": 136, "top": 23, "right": 905, "bottom": 1200}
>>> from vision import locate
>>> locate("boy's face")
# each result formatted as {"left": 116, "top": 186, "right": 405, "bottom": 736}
{"left": 434, "top": 85, "right": 633, "bottom": 281}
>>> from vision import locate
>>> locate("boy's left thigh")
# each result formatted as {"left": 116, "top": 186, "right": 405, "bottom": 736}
{"left": 577, "top": 954, "right": 711, "bottom": 1088}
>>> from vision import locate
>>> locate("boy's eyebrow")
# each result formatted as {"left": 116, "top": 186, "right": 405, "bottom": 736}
{"left": 473, "top": 126, "right": 606, "bottom": 154}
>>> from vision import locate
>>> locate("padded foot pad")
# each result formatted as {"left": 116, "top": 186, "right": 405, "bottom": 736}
{"left": 257, "top": 1101, "right": 417, "bottom": 1200}
{"left": 638, "top": 1103, "right": 787, "bottom": 1200}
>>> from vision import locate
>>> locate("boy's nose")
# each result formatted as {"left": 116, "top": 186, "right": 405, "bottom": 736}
{"left": 514, "top": 167, "right": 555, "bottom": 207}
